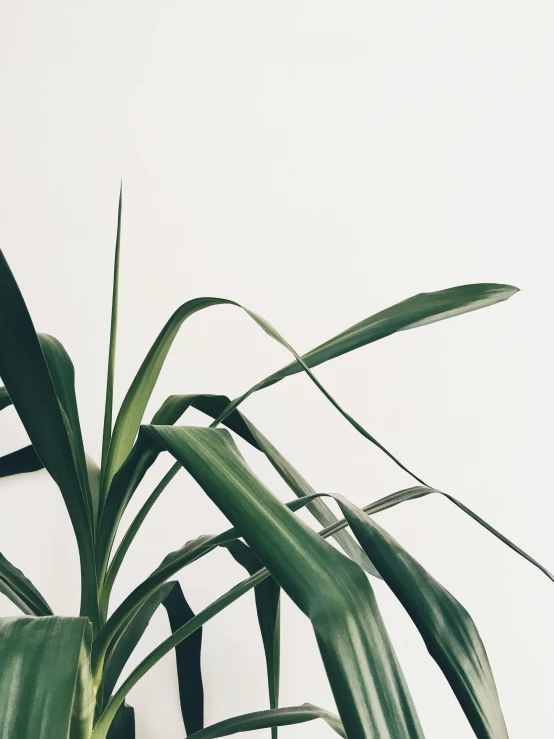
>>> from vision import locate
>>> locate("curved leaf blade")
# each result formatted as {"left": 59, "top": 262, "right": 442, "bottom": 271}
{"left": 163, "top": 581, "right": 204, "bottom": 736}
{"left": 187, "top": 704, "right": 345, "bottom": 739}
{"left": 331, "top": 495, "right": 508, "bottom": 739}
{"left": 102, "top": 293, "right": 431, "bottom": 500}
{"left": 0, "top": 251, "right": 97, "bottom": 621}
{"left": 260, "top": 284, "right": 519, "bottom": 388}
{"left": 142, "top": 425, "right": 424, "bottom": 739}
{"left": 223, "top": 540, "right": 280, "bottom": 736}
{"left": 0, "top": 551, "right": 52, "bottom": 616}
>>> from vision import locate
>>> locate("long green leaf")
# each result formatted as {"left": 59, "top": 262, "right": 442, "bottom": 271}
{"left": 0, "top": 551, "right": 52, "bottom": 616}
{"left": 103, "top": 286, "right": 453, "bottom": 500}
{"left": 96, "top": 471, "right": 553, "bottom": 683}
{"left": 171, "top": 395, "right": 378, "bottom": 577}
{"left": 223, "top": 540, "right": 280, "bottom": 737}
{"left": 187, "top": 704, "right": 345, "bottom": 739}
{"left": 0, "top": 444, "right": 43, "bottom": 477}
{"left": 0, "top": 251, "right": 98, "bottom": 624}
{"left": 101, "top": 184, "right": 123, "bottom": 475}
{"left": 97, "top": 478, "right": 546, "bottom": 736}
{"left": 0, "top": 616, "right": 93, "bottom": 739}
{"left": 328, "top": 494, "right": 508, "bottom": 739}
{"left": 259, "top": 284, "right": 519, "bottom": 388}
{"left": 39, "top": 334, "right": 93, "bottom": 522}
{"left": 162, "top": 580, "right": 204, "bottom": 736}
{"left": 141, "top": 425, "right": 424, "bottom": 739}
{"left": 100, "top": 392, "right": 375, "bottom": 620}
{"left": 315, "top": 485, "right": 554, "bottom": 585}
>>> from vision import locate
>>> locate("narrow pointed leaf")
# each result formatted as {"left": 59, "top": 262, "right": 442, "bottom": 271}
{"left": 187, "top": 704, "right": 345, "bottom": 739}
{"left": 260, "top": 284, "right": 519, "bottom": 387}
{"left": 142, "top": 425, "right": 424, "bottom": 739}
{"left": 102, "top": 291, "right": 434, "bottom": 498}
{"left": 39, "top": 333, "right": 94, "bottom": 524}
{"left": 223, "top": 540, "right": 280, "bottom": 734}
{"left": 102, "top": 185, "right": 123, "bottom": 475}
{"left": 162, "top": 581, "right": 204, "bottom": 735}
{"left": 0, "top": 251, "right": 97, "bottom": 621}
{"left": 0, "top": 444, "right": 43, "bottom": 477}
{"left": 0, "top": 551, "right": 52, "bottom": 616}
{"left": 0, "top": 616, "right": 93, "bottom": 739}
{"left": 327, "top": 494, "right": 508, "bottom": 739}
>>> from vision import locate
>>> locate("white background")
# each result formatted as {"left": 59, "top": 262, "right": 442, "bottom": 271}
{"left": 1, "top": 2, "right": 553, "bottom": 737}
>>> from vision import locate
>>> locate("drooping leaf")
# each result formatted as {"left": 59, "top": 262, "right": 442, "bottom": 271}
{"left": 328, "top": 494, "right": 509, "bottom": 739}
{"left": 139, "top": 425, "right": 424, "bottom": 739}
{"left": 167, "top": 394, "right": 379, "bottom": 578}
{"left": 0, "top": 444, "right": 43, "bottom": 478}
{"left": 0, "top": 251, "right": 97, "bottom": 622}
{"left": 0, "top": 616, "right": 93, "bottom": 739}
{"left": 99, "top": 393, "right": 376, "bottom": 600}
{"left": 103, "top": 284, "right": 482, "bottom": 498}
{"left": 322, "top": 485, "right": 554, "bottom": 584}
{"left": 162, "top": 580, "right": 204, "bottom": 735}
{"left": 223, "top": 540, "right": 280, "bottom": 736}
{"left": 186, "top": 704, "right": 345, "bottom": 739}
{"left": 101, "top": 184, "right": 123, "bottom": 475}
{"left": 0, "top": 550, "right": 52, "bottom": 616}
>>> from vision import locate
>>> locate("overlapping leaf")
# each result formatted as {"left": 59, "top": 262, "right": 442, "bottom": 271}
{"left": 139, "top": 425, "right": 425, "bottom": 739}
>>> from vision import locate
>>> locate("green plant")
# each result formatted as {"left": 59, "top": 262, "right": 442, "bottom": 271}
{"left": 0, "top": 191, "right": 549, "bottom": 739}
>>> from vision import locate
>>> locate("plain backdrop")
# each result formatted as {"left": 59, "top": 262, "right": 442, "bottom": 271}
{"left": 1, "top": 2, "right": 553, "bottom": 737}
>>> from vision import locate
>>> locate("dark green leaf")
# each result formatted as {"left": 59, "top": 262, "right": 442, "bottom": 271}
{"left": 330, "top": 494, "right": 508, "bottom": 739}
{"left": 0, "top": 444, "right": 43, "bottom": 478}
{"left": 163, "top": 581, "right": 204, "bottom": 735}
{"left": 0, "top": 550, "right": 52, "bottom": 616}
{"left": 0, "top": 251, "right": 97, "bottom": 622}
{"left": 106, "top": 703, "right": 135, "bottom": 739}
{"left": 141, "top": 425, "right": 424, "bottom": 739}
{"left": 223, "top": 540, "right": 280, "bottom": 736}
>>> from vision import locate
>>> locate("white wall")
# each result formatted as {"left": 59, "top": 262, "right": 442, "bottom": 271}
{"left": 1, "top": 2, "right": 553, "bottom": 737}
